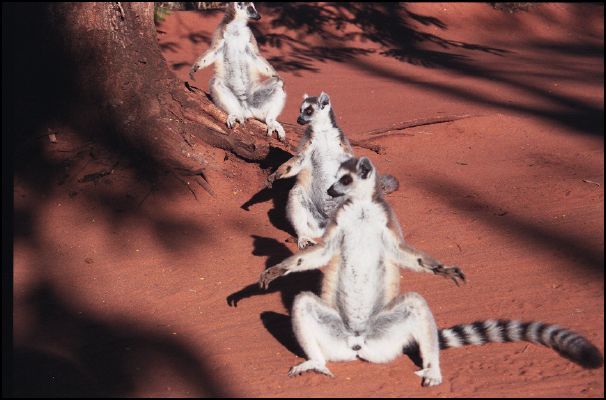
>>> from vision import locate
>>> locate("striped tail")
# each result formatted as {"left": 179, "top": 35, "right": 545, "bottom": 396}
{"left": 438, "top": 320, "right": 603, "bottom": 369}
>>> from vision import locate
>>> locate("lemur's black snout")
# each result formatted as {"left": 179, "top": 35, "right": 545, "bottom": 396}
{"left": 248, "top": 7, "right": 261, "bottom": 20}
{"left": 297, "top": 116, "right": 308, "bottom": 125}
{"left": 327, "top": 185, "right": 343, "bottom": 198}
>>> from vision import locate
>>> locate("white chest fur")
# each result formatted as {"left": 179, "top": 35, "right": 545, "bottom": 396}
{"left": 335, "top": 202, "right": 388, "bottom": 331}
{"left": 308, "top": 129, "right": 349, "bottom": 186}
{"left": 224, "top": 23, "right": 251, "bottom": 52}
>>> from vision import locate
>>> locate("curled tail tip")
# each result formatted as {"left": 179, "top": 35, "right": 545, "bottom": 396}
{"left": 380, "top": 175, "right": 400, "bottom": 195}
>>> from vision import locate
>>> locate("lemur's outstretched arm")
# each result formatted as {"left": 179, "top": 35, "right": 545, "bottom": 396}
{"left": 189, "top": 32, "right": 225, "bottom": 80}
{"left": 267, "top": 140, "right": 312, "bottom": 187}
{"left": 383, "top": 216, "right": 465, "bottom": 286}
{"left": 259, "top": 223, "right": 341, "bottom": 289}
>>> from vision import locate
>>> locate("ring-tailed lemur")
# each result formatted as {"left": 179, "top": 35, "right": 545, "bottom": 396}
{"left": 189, "top": 2, "right": 287, "bottom": 140}
{"left": 267, "top": 92, "right": 399, "bottom": 249}
{"left": 259, "top": 156, "right": 603, "bottom": 386}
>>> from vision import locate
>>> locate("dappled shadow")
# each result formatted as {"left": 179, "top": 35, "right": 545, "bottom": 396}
{"left": 12, "top": 282, "right": 232, "bottom": 397}
{"left": 6, "top": 5, "right": 234, "bottom": 395}
{"left": 162, "top": 3, "right": 604, "bottom": 136}
{"left": 255, "top": 3, "right": 602, "bottom": 136}
{"left": 6, "top": 3, "right": 216, "bottom": 258}
{"left": 250, "top": 2, "right": 508, "bottom": 75}
{"left": 417, "top": 176, "right": 604, "bottom": 276}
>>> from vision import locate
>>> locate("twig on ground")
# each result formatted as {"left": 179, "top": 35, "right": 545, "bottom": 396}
{"left": 582, "top": 179, "right": 601, "bottom": 187}
{"left": 194, "top": 173, "right": 216, "bottom": 197}
{"left": 357, "top": 114, "right": 481, "bottom": 142}
{"left": 173, "top": 173, "right": 199, "bottom": 201}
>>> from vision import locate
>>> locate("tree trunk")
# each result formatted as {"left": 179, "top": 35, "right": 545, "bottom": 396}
{"left": 6, "top": 2, "right": 290, "bottom": 181}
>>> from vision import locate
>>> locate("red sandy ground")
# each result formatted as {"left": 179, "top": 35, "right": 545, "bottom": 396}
{"left": 13, "top": 3, "right": 604, "bottom": 397}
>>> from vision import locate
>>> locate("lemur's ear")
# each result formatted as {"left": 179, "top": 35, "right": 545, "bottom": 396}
{"left": 357, "top": 157, "right": 374, "bottom": 179}
{"left": 318, "top": 92, "right": 330, "bottom": 110}
{"left": 302, "top": 93, "right": 309, "bottom": 100}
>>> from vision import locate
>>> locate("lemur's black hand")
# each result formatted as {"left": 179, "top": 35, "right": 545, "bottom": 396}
{"left": 259, "top": 265, "right": 287, "bottom": 289}
{"left": 266, "top": 172, "right": 277, "bottom": 188}
{"left": 189, "top": 65, "right": 199, "bottom": 81}
{"left": 417, "top": 256, "right": 465, "bottom": 286}
{"left": 432, "top": 264, "right": 465, "bottom": 286}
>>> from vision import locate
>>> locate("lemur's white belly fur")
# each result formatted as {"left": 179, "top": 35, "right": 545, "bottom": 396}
{"left": 335, "top": 202, "right": 389, "bottom": 333}
{"left": 308, "top": 130, "right": 350, "bottom": 217}
{"left": 220, "top": 24, "right": 254, "bottom": 100}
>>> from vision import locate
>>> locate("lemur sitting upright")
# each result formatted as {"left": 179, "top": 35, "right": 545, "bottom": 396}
{"left": 268, "top": 92, "right": 399, "bottom": 249}
{"left": 259, "top": 156, "right": 603, "bottom": 386}
{"left": 189, "top": 2, "right": 286, "bottom": 140}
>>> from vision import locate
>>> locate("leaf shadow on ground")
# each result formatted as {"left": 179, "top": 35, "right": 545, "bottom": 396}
{"left": 12, "top": 282, "right": 232, "bottom": 397}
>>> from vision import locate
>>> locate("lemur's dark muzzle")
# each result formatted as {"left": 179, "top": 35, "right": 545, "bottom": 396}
{"left": 327, "top": 185, "right": 343, "bottom": 198}
{"left": 296, "top": 116, "right": 308, "bottom": 125}
{"left": 248, "top": 7, "right": 261, "bottom": 20}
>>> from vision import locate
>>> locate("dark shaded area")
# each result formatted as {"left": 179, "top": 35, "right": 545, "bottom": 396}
{"left": 12, "top": 282, "right": 232, "bottom": 397}
{"left": 260, "top": 311, "right": 305, "bottom": 359}
{"left": 241, "top": 177, "right": 296, "bottom": 236}
{"left": 241, "top": 146, "right": 297, "bottom": 235}
{"left": 418, "top": 176, "right": 604, "bottom": 276}
{"left": 5, "top": 4, "right": 233, "bottom": 395}
{"left": 6, "top": 3, "right": 218, "bottom": 256}
{"left": 227, "top": 236, "right": 323, "bottom": 310}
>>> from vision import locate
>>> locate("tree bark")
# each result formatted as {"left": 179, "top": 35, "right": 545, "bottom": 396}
{"left": 8, "top": 2, "right": 291, "bottom": 180}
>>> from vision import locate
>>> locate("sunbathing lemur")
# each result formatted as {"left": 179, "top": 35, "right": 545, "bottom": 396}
{"left": 260, "top": 156, "right": 603, "bottom": 385}
{"left": 190, "top": 2, "right": 286, "bottom": 140}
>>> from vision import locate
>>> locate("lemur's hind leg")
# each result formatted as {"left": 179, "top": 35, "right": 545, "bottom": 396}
{"left": 359, "top": 292, "right": 442, "bottom": 387}
{"left": 209, "top": 78, "right": 247, "bottom": 128}
{"left": 286, "top": 185, "right": 324, "bottom": 249}
{"left": 289, "top": 291, "right": 357, "bottom": 377}
{"left": 249, "top": 77, "right": 286, "bottom": 140}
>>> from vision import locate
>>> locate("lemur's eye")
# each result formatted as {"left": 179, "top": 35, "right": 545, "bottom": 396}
{"left": 305, "top": 106, "right": 313, "bottom": 116}
{"left": 339, "top": 175, "right": 353, "bottom": 186}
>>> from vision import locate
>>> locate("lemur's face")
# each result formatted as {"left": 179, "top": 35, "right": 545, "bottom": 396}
{"left": 327, "top": 157, "right": 376, "bottom": 198}
{"left": 297, "top": 92, "right": 331, "bottom": 125}
{"left": 235, "top": 2, "right": 260, "bottom": 21}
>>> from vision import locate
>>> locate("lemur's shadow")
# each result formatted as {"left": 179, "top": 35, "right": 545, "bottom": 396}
{"left": 231, "top": 147, "right": 423, "bottom": 366}
{"left": 226, "top": 235, "right": 320, "bottom": 358}
{"left": 227, "top": 235, "right": 423, "bottom": 367}
{"left": 240, "top": 147, "right": 297, "bottom": 236}
{"left": 226, "top": 235, "right": 322, "bottom": 310}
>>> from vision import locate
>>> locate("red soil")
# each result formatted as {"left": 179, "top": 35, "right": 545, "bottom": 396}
{"left": 14, "top": 3, "right": 603, "bottom": 397}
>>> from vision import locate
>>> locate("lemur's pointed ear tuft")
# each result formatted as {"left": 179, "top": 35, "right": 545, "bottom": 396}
{"left": 357, "top": 157, "right": 374, "bottom": 179}
{"left": 302, "top": 93, "right": 309, "bottom": 100}
{"left": 318, "top": 92, "right": 330, "bottom": 110}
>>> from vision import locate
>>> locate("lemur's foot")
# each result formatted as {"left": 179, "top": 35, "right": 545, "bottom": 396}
{"left": 288, "top": 361, "right": 334, "bottom": 378}
{"left": 266, "top": 121, "right": 286, "bottom": 141}
{"left": 297, "top": 237, "right": 317, "bottom": 250}
{"left": 226, "top": 114, "right": 245, "bottom": 129}
{"left": 415, "top": 367, "right": 442, "bottom": 387}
